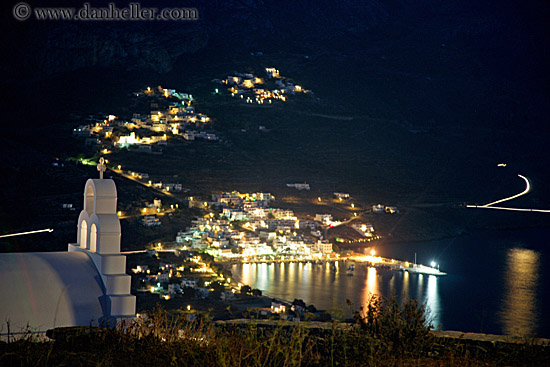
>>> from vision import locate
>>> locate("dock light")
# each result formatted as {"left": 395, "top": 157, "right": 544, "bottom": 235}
{"left": 117, "top": 211, "right": 122, "bottom": 216}
{"left": 318, "top": 197, "right": 322, "bottom": 202}
{"left": 118, "top": 165, "right": 121, "bottom": 170}
{"left": 370, "top": 249, "right": 376, "bottom": 256}
{"left": 431, "top": 261, "right": 436, "bottom": 268}
{"left": 187, "top": 305, "right": 191, "bottom": 311}
{"left": 351, "top": 203, "right": 355, "bottom": 208}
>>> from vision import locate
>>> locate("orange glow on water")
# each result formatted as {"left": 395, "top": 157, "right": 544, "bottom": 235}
{"left": 500, "top": 248, "right": 540, "bottom": 336}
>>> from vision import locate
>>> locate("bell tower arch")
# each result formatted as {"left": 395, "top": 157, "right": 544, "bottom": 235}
{"left": 70, "top": 158, "right": 135, "bottom": 322}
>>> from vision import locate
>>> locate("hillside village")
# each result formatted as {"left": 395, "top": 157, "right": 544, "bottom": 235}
{"left": 72, "top": 85, "right": 218, "bottom": 154}
{"left": 73, "top": 67, "right": 311, "bottom": 152}
{"left": 65, "top": 73, "right": 405, "bottom": 318}
{"left": 180, "top": 191, "right": 334, "bottom": 259}
{"left": 212, "top": 67, "right": 311, "bottom": 104}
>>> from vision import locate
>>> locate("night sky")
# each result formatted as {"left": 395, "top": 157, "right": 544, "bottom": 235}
{"left": 2, "top": 0, "right": 549, "bottom": 246}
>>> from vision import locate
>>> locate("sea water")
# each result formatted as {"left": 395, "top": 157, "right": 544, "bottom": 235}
{"left": 231, "top": 228, "right": 550, "bottom": 337}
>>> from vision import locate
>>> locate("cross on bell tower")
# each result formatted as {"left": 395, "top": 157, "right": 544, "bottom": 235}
{"left": 97, "top": 157, "right": 106, "bottom": 179}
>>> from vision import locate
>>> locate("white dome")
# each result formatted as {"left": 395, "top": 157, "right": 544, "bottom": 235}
{"left": 0, "top": 251, "right": 106, "bottom": 335}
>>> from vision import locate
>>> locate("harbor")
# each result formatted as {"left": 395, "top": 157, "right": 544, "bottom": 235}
{"left": 347, "top": 253, "right": 447, "bottom": 276}
{"left": 225, "top": 252, "right": 447, "bottom": 277}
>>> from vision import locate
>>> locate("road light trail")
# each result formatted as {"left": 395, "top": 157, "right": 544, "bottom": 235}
{"left": 466, "top": 173, "right": 549, "bottom": 213}
{"left": 0, "top": 228, "right": 54, "bottom": 238}
{"left": 481, "top": 174, "right": 530, "bottom": 207}
{"left": 121, "top": 249, "right": 176, "bottom": 254}
{"left": 465, "top": 205, "right": 550, "bottom": 213}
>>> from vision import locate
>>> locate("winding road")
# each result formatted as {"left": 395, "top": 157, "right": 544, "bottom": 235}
{"left": 467, "top": 174, "right": 550, "bottom": 213}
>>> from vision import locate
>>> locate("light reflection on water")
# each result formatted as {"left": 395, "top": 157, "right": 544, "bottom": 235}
{"left": 230, "top": 230, "right": 549, "bottom": 336}
{"left": 231, "top": 248, "right": 546, "bottom": 336}
{"left": 402, "top": 270, "right": 409, "bottom": 300}
{"left": 425, "top": 275, "right": 441, "bottom": 328}
{"left": 366, "top": 267, "right": 378, "bottom": 303}
{"left": 231, "top": 261, "right": 442, "bottom": 328}
{"left": 416, "top": 274, "right": 424, "bottom": 301}
{"left": 500, "top": 248, "right": 540, "bottom": 336}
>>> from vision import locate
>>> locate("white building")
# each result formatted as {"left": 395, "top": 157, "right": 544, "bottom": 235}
{"left": 158, "top": 273, "right": 170, "bottom": 283}
{"left": 181, "top": 279, "right": 198, "bottom": 288}
{"left": 286, "top": 183, "right": 310, "bottom": 190}
{"left": 222, "top": 208, "right": 248, "bottom": 221}
{"left": 117, "top": 131, "right": 139, "bottom": 147}
{"left": 142, "top": 216, "right": 161, "bottom": 227}
{"left": 153, "top": 199, "right": 162, "bottom": 209}
{"left": 0, "top": 164, "right": 135, "bottom": 337}
{"left": 385, "top": 206, "right": 399, "bottom": 214}
{"left": 315, "top": 214, "right": 333, "bottom": 225}
{"left": 168, "top": 284, "right": 181, "bottom": 294}
{"left": 183, "top": 131, "right": 195, "bottom": 140}
{"left": 316, "top": 240, "right": 333, "bottom": 254}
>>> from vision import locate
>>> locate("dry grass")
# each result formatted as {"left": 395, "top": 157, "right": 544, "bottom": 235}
{"left": 1, "top": 300, "right": 548, "bottom": 366}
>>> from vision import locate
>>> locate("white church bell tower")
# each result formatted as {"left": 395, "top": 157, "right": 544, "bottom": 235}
{"left": 69, "top": 158, "right": 136, "bottom": 320}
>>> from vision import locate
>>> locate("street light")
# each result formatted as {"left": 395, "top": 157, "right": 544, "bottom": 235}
{"left": 431, "top": 261, "right": 436, "bottom": 268}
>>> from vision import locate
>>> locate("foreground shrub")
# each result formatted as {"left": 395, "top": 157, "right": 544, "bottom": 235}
{"left": 352, "top": 294, "right": 435, "bottom": 358}
{"left": 1, "top": 302, "right": 548, "bottom": 366}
